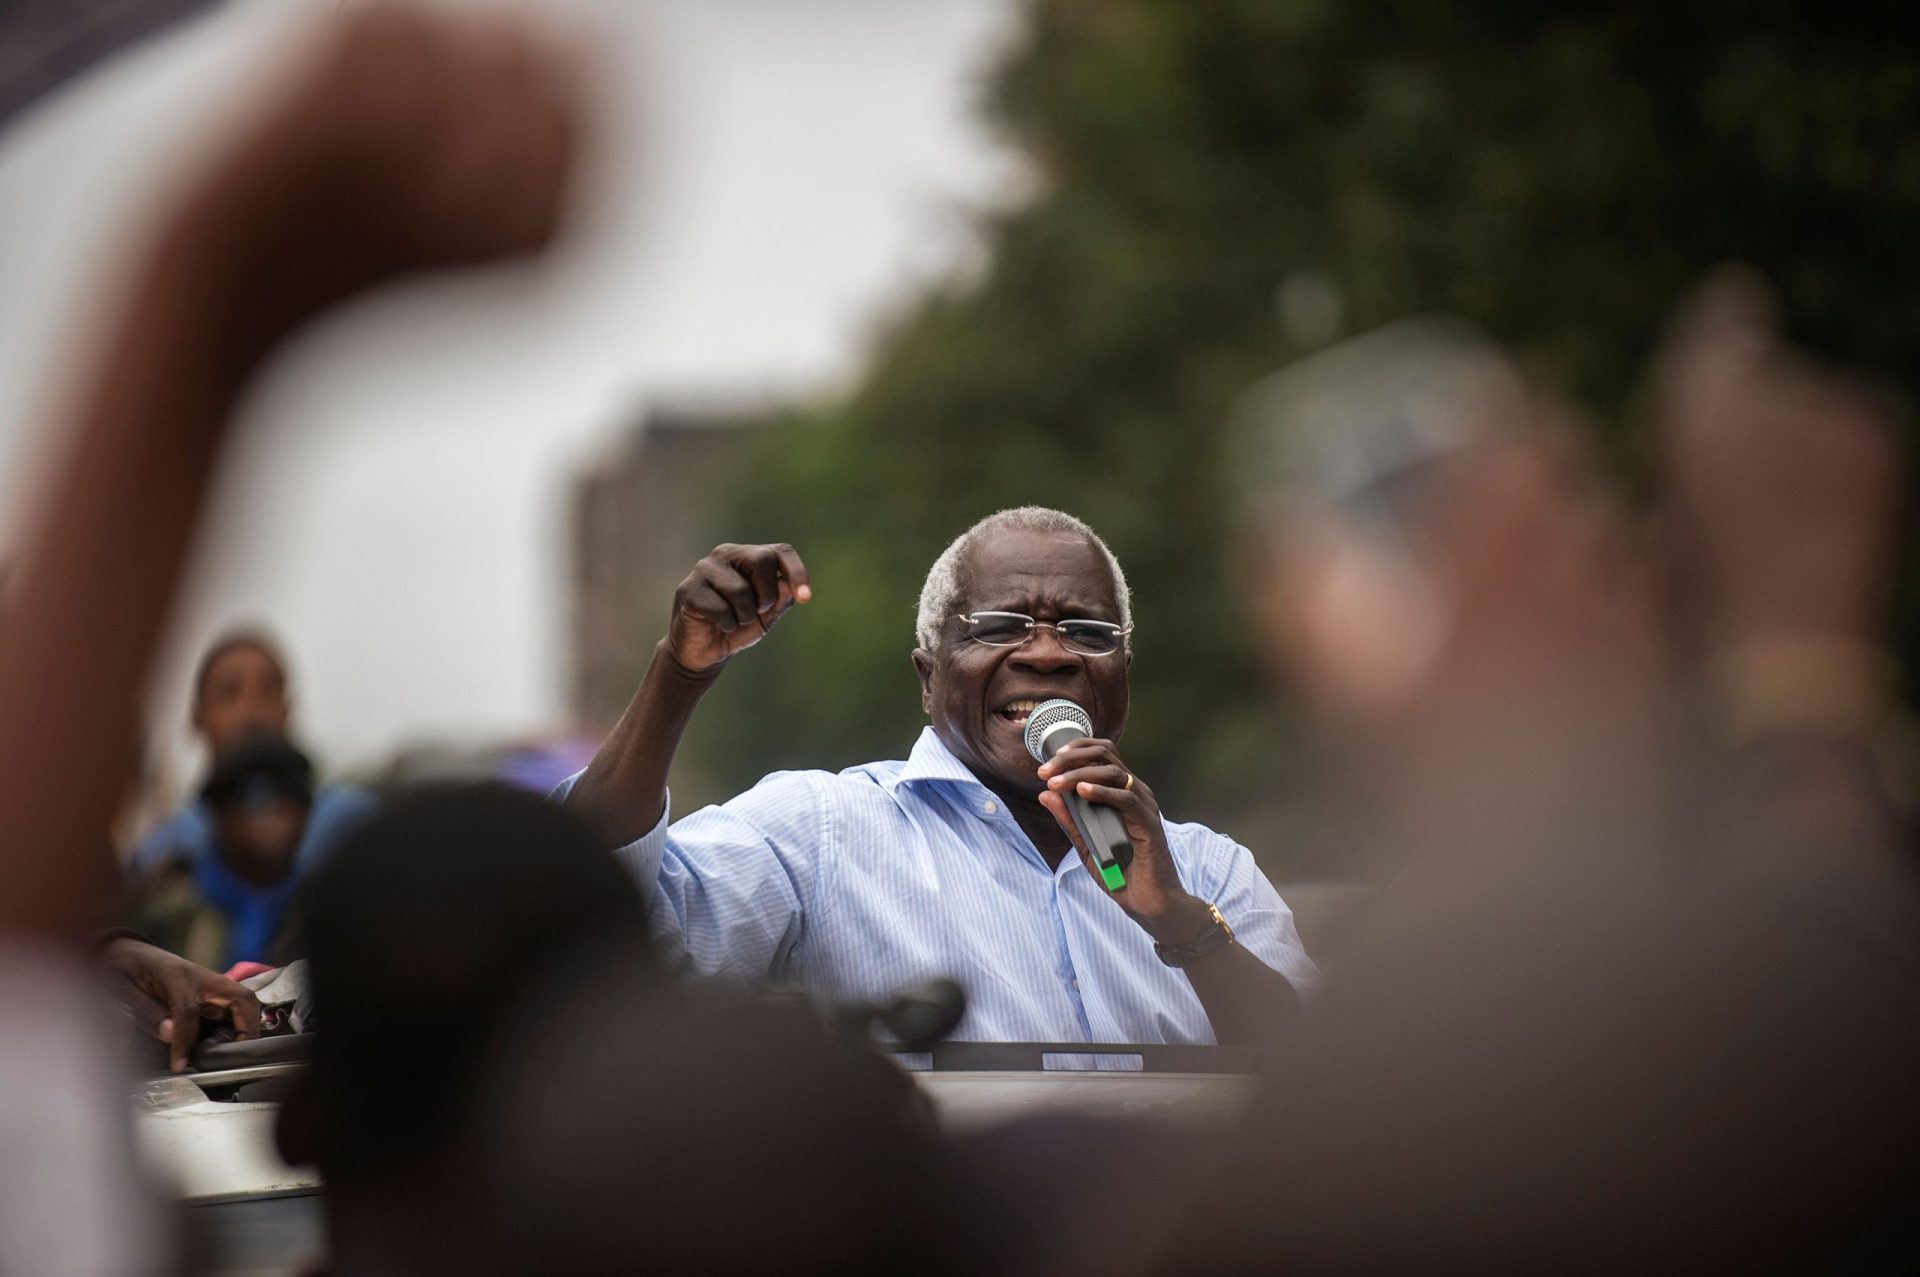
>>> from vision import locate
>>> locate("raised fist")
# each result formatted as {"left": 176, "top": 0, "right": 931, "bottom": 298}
{"left": 666, "top": 543, "right": 813, "bottom": 674}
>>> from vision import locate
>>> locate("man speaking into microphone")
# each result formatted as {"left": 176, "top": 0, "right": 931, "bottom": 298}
{"left": 559, "top": 507, "right": 1316, "bottom": 1048}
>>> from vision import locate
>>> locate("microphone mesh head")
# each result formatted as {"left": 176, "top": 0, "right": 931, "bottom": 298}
{"left": 1023, "top": 698, "right": 1092, "bottom": 763}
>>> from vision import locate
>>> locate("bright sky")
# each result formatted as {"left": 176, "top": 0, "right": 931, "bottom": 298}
{"left": 0, "top": 0, "right": 1019, "bottom": 784}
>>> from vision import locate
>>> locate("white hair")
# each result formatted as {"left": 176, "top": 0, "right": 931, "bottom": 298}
{"left": 914, "top": 506, "right": 1132, "bottom": 651}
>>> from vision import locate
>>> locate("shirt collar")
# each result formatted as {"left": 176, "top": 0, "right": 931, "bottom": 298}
{"left": 893, "top": 726, "right": 991, "bottom": 794}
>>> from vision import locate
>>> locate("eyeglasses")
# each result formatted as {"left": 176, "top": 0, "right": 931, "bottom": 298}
{"left": 955, "top": 611, "right": 1133, "bottom": 656}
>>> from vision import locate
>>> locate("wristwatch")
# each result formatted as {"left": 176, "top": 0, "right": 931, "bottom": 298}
{"left": 1153, "top": 902, "right": 1235, "bottom": 968}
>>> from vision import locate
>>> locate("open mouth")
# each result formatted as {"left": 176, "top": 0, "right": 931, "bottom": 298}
{"left": 994, "top": 698, "right": 1041, "bottom": 728}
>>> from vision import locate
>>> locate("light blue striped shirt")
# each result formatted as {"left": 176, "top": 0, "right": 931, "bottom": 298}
{"left": 557, "top": 727, "right": 1317, "bottom": 1044}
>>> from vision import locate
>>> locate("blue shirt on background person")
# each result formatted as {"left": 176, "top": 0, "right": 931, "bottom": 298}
{"left": 130, "top": 753, "right": 376, "bottom": 971}
{"left": 131, "top": 783, "right": 378, "bottom": 880}
{"left": 125, "top": 628, "right": 377, "bottom": 968}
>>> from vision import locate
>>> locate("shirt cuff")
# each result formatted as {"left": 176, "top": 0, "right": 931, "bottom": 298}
{"left": 547, "top": 770, "right": 671, "bottom": 887}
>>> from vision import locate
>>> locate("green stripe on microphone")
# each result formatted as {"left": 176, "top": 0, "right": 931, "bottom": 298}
{"left": 1101, "top": 862, "right": 1126, "bottom": 891}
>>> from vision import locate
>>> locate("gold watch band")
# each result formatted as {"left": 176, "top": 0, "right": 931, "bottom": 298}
{"left": 1153, "top": 902, "right": 1235, "bottom": 968}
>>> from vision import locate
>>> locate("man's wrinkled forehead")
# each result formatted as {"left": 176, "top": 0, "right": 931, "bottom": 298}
{"left": 957, "top": 529, "right": 1119, "bottom": 618}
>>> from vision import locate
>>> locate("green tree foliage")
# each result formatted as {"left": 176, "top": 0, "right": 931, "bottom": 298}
{"left": 677, "top": 0, "right": 1920, "bottom": 874}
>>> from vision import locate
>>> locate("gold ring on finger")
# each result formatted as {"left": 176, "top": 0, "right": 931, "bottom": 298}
{"left": 1123, "top": 772, "right": 1135, "bottom": 792}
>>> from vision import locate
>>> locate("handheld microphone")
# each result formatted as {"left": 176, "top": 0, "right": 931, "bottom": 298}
{"left": 1023, "top": 699, "right": 1132, "bottom": 891}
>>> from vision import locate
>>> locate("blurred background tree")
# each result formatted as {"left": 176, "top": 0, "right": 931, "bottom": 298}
{"left": 671, "top": 0, "right": 1920, "bottom": 876}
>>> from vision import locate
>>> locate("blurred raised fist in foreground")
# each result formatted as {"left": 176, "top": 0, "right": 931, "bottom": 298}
{"left": 156, "top": 2, "right": 585, "bottom": 361}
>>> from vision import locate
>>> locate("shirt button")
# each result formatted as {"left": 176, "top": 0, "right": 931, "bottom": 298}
{"left": 1071, "top": 978, "right": 1081, "bottom": 992}
{"left": 982, "top": 801, "right": 997, "bottom": 815}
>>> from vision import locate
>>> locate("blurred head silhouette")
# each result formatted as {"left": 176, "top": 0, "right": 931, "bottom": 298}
{"left": 278, "top": 783, "right": 648, "bottom": 1275}
{"left": 469, "top": 959, "right": 956, "bottom": 1277}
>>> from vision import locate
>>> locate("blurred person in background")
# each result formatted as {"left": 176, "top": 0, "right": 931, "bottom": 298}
{"left": 130, "top": 731, "right": 314, "bottom": 970}
{"left": 0, "top": 3, "right": 585, "bottom": 1271}
{"left": 127, "top": 629, "right": 377, "bottom": 881}
{"left": 561, "top": 509, "right": 1318, "bottom": 1051}
{"left": 1160, "top": 276, "right": 1920, "bottom": 1270}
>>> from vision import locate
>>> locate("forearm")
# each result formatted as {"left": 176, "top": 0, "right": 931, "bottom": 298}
{"left": 565, "top": 639, "right": 721, "bottom": 847}
{"left": 0, "top": 226, "right": 262, "bottom": 936}
{"left": 1137, "top": 896, "right": 1299, "bottom": 1051}
{"left": 1182, "top": 943, "right": 1299, "bottom": 1051}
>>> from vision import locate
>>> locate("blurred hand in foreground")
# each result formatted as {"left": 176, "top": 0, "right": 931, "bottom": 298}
{"left": 1255, "top": 345, "right": 1669, "bottom": 890}
{"left": 1659, "top": 270, "right": 1903, "bottom": 652}
{"left": 163, "top": 1, "right": 585, "bottom": 358}
{"left": 1195, "top": 270, "right": 1920, "bottom": 1275}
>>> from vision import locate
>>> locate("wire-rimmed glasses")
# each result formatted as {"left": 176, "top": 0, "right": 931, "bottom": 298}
{"left": 955, "top": 611, "right": 1132, "bottom": 656}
